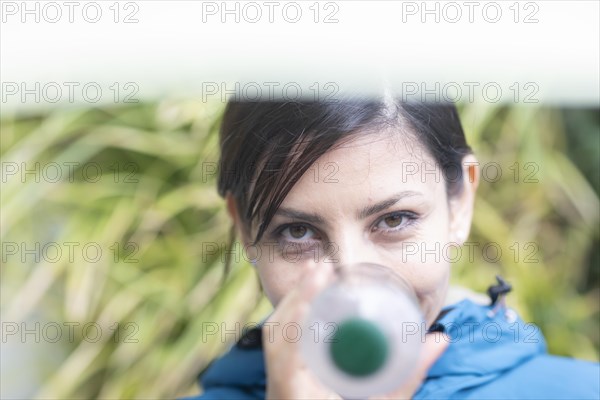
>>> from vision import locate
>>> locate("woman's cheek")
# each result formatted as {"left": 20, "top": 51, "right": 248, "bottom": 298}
{"left": 257, "top": 268, "right": 285, "bottom": 306}
{"left": 384, "top": 242, "right": 451, "bottom": 325}
{"left": 410, "top": 266, "right": 450, "bottom": 325}
{"left": 257, "top": 260, "right": 305, "bottom": 306}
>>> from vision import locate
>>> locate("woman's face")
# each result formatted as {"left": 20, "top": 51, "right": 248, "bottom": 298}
{"left": 231, "top": 130, "right": 478, "bottom": 326}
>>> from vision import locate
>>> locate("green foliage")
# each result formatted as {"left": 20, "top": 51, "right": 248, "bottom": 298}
{"left": 454, "top": 105, "right": 599, "bottom": 361}
{"left": 1, "top": 101, "right": 598, "bottom": 399}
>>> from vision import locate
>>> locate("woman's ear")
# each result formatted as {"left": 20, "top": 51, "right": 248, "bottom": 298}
{"left": 448, "top": 154, "right": 480, "bottom": 245}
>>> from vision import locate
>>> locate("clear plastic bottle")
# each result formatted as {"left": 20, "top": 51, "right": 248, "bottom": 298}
{"left": 300, "top": 263, "right": 425, "bottom": 399}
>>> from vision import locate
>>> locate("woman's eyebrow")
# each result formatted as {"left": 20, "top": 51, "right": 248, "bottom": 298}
{"left": 356, "top": 191, "right": 422, "bottom": 220}
{"left": 274, "top": 191, "right": 422, "bottom": 226}
{"left": 274, "top": 208, "right": 328, "bottom": 226}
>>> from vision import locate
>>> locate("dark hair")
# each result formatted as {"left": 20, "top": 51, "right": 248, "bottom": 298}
{"left": 216, "top": 98, "right": 471, "bottom": 273}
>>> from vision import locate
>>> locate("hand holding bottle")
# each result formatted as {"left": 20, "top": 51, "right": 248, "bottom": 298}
{"left": 263, "top": 263, "right": 449, "bottom": 399}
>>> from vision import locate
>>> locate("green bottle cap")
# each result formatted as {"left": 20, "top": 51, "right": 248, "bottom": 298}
{"left": 329, "top": 317, "right": 389, "bottom": 377}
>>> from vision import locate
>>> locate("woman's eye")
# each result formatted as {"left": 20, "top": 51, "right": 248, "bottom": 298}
{"left": 289, "top": 225, "right": 308, "bottom": 239}
{"left": 281, "top": 224, "right": 316, "bottom": 241}
{"left": 383, "top": 214, "right": 403, "bottom": 228}
{"left": 375, "top": 212, "right": 417, "bottom": 231}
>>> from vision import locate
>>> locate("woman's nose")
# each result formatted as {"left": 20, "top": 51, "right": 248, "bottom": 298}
{"left": 324, "top": 232, "right": 381, "bottom": 268}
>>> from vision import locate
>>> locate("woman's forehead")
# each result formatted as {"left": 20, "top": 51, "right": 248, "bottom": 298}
{"left": 280, "top": 133, "right": 443, "bottom": 211}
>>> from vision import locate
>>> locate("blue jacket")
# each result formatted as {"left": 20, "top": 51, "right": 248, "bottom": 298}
{"left": 183, "top": 299, "right": 600, "bottom": 399}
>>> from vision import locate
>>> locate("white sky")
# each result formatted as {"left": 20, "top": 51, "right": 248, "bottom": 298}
{"left": 1, "top": 0, "right": 599, "bottom": 112}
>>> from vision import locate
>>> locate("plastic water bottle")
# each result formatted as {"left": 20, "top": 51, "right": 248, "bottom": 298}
{"left": 300, "top": 262, "right": 424, "bottom": 399}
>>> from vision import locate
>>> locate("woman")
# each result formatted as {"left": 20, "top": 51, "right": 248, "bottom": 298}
{"left": 186, "top": 98, "right": 599, "bottom": 399}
